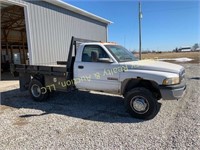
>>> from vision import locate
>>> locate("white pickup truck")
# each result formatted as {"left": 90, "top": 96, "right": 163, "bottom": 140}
{"left": 11, "top": 37, "right": 186, "bottom": 120}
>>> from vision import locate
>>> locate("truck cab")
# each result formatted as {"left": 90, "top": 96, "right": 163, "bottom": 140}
{"left": 74, "top": 42, "right": 185, "bottom": 98}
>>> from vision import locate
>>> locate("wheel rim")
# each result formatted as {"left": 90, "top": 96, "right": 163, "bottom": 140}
{"left": 31, "top": 84, "right": 41, "bottom": 98}
{"left": 130, "top": 96, "right": 149, "bottom": 114}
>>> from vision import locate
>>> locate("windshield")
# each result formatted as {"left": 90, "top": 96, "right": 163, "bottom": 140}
{"left": 105, "top": 45, "right": 138, "bottom": 62}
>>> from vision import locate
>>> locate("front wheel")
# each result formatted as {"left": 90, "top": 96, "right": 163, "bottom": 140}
{"left": 125, "top": 87, "right": 159, "bottom": 120}
{"left": 29, "top": 79, "right": 49, "bottom": 102}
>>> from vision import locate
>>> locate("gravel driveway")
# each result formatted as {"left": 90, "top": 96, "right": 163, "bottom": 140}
{"left": 0, "top": 63, "right": 200, "bottom": 150}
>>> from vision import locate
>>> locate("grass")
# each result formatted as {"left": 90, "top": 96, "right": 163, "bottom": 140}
{"left": 140, "top": 51, "right": 200, "bottom": 63}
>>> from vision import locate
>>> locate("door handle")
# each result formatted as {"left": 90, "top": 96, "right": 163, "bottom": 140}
{"left": 78, "top": 65, "right": 84, "bottom": 69}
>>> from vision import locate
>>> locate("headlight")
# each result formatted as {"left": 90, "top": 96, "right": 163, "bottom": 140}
{"left": 162, "top": 77, "right": 180, "bottom": 85}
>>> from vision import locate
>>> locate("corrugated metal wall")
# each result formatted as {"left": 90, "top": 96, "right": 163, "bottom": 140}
{"left": 13, "top": 0, "right": 107, "bottom": 65}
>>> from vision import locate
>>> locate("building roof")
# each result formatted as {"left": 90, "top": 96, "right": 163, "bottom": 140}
{"left": 44, "top": 0, "right": 112, "bottom": 25}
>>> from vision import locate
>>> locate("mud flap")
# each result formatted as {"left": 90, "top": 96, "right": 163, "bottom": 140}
{"left": 19, "top": 73, "right": 31, "bottom": 91}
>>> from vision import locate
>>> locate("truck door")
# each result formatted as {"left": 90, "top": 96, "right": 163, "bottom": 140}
{"left": 74, "top": 45, "right": 120, "bottom": 94}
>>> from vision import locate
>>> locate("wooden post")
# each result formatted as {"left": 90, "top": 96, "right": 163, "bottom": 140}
{"left": 3, "top": 29, "right": 9, "bottom": 56}
{"left": 21, "top": 31, "right": 26, "bottom": 64}
{"left": 10, "top": 45, "right": 13, "bottom": 63}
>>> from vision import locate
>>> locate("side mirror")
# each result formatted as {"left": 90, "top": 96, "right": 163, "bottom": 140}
{"left": 98, "top": 58, "right": 113, "bottom": 63}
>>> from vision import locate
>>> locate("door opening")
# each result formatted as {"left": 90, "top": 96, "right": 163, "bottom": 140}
{"left": 1, "top": 1, "right": 29, "bottom": 79}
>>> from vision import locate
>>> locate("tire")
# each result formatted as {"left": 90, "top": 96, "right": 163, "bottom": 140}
{"left": 29, "top": 79, "right": 49, "bottom": 102}
{"left": 125, "top": 87, "right": 158, "bottom": 120}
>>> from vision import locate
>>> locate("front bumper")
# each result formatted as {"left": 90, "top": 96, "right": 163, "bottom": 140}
{"left": 159, "top": 80, "right": 186, "bottom": 100}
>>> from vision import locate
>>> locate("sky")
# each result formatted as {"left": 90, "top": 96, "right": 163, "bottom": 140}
{"left": 64, "top": 0, "right": 199, "bottom": 51}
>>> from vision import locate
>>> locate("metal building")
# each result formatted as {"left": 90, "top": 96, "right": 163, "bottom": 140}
{"left": 1, "top": 0, "right": 111, "bottom": 71}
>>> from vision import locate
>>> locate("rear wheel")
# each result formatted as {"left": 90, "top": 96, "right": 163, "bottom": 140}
{"left": 29, "top": 79, "right": 49, "bottom": 102}
{"left": 125, "top": 87, "right": 158, "bottom": 120}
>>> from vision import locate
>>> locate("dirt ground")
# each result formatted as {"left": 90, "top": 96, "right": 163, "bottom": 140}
{"left": 141, "top": 51, "right": 200, "bottom": 63}
{"left": 0, "top": 62, "right": 200, "bottom": 149}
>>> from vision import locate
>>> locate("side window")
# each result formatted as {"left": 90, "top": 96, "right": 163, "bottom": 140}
{"left": 82, "top": 45, "right": 110, "bottom": 62}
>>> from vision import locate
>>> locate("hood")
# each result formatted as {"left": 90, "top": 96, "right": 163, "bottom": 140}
{"left": 120, "top": 60, "right": 184, "bottom": 74}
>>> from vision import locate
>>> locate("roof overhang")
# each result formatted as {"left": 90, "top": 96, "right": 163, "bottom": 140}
{"left": 44, "top": 0, "right": 113, "bottom": 25}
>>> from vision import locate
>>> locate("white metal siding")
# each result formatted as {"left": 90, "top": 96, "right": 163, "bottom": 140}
{"left": 12, "top": 0, "right": 107, "bottom": 65}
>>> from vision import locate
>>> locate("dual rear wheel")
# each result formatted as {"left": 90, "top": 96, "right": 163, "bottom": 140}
{"left": 29, "top": 79, "right": 49, "bottom": 102}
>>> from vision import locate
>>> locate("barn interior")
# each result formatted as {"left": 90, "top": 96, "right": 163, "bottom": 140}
{"left": 1, "top": 2, "right": 29, "bottom": 74}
